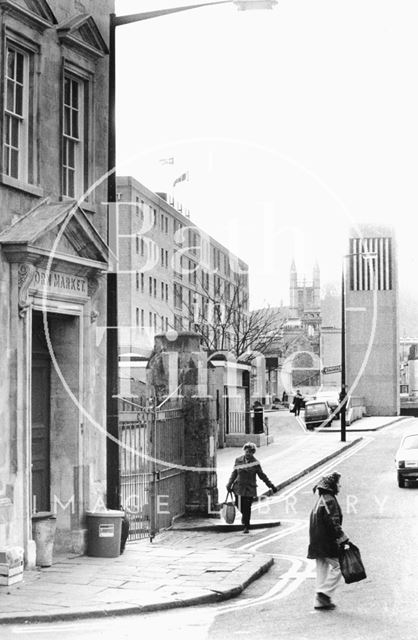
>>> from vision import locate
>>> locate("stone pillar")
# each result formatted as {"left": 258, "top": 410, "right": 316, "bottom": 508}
{"left": 147, "top": 332, "right": 218, "bottom": 517}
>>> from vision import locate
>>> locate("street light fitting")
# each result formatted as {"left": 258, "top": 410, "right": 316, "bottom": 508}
{"left": 234, "top": 0, "right": 278, "bottom": 8}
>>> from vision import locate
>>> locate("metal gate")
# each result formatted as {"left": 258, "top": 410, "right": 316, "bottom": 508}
{"left": 118, "top": 396, "right": 185, "bottom": 541}
{"left": 224, "top": 386, "right": 246, "bottom": 434}
{"left": 119, "top": 402, "right": 152, "bottom": 541}
{"left": 153, "top": 398, "right": 185, "bottom": 532}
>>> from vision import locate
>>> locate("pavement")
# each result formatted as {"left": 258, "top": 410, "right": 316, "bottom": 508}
{"left": 0, "top": 413, "right": 408, "bottom": 624}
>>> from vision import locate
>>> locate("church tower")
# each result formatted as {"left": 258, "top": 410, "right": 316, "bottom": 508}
{"left": 289, "top": 259, "right": 297, "bottom": 309}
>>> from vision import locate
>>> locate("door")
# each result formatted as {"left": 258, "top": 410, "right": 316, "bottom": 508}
{"left": 31, "top": 313, "right": 51, "bottom": 513}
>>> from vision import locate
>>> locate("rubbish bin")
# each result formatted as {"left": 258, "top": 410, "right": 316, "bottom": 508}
{"left": 32, "top": 512, "right": 57, "bottom": 567}
{"left": 86, "top": 510, "right": 123, "bottom": 558}
{"left": 253, "top": 402, "right": 264, "bottom": 434}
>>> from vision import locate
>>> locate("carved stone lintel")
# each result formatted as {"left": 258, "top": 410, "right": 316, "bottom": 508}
{"left": 88, "top": 272, "right": 105, "bottom": 298}
{"left": 18, "top": 263, "right": 36, "bottom": 318}
{"left": 88, "top": 273, "right": 104, "bottom": 324}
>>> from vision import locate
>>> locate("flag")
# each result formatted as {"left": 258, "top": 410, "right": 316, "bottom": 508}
{"left": 173, "top": 171, "right": 189, "bottom": 187}
{"left": 159, "top": 157, "right": 174, "bottom": 165}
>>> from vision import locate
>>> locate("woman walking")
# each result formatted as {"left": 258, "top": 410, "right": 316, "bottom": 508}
{"left": 307, "top": 471, "right": 348, "bottom": 610}
{"left": 226, "top": 442, "right": 277, "bottom": 533}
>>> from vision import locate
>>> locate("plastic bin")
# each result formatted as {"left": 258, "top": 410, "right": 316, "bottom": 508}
{"left": 86, "top": 510, "right": 123, "bottom": 558}
{"left": 32, "top": 512, "right": 57, "bottom": 567}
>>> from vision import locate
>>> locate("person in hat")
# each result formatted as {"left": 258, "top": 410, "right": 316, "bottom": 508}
{"left": 307, "top": 471, "right": 349, "bottom": 610}
{"left": 292, "top": 390, "right": 304, "bottom": 416}
{"left": 226, "top": 442, "right": 277, "bottom": 534}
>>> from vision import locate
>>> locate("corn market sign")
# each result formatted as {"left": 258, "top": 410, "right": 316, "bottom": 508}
{"left": 17, "top": 264, "right": 90, "bottom": 316}
{"left": 33, "top": 268, "right": 88, "bottom": 297}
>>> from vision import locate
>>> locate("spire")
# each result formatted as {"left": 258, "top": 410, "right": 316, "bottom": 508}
{"left": 290, "top": 259, "right": 297, "bottom": 308}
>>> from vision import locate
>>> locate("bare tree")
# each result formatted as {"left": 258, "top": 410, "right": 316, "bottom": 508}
{"left": 179, "top": 273, "right": 284, "bottom": 360}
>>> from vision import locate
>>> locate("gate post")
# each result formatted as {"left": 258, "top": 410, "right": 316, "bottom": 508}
{"left": 148, "top": 332, "right": 218, "bottom": 517}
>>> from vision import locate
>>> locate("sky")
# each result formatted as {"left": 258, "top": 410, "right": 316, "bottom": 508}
{"left": 114, "top": 0, "right": 418, "bottom": 310}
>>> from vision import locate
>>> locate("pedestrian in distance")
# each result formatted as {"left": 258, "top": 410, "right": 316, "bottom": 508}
{"left": 226, "top": 442, "right": 277, "bottom": 534}
{"left": 307, "top": 471, "right": 349, "bottom": 610}
{"left": 292, "top": 389, "right": 304, "bottom": 416}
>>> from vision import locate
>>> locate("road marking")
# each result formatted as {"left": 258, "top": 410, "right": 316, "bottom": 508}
{"left": 265, "top": 436, "right": 374, "bottom": 505}
{"left": 11, "top": 623, "right": 94, "bottom": 635}
{"left": 296, "top": 415, "right": 307, "bottom": 432}
{"left": 238, "top": 519, "right": 307, "bottom": 552}
{"left": 217, "top": 554, "right": 313, "bottom": 614}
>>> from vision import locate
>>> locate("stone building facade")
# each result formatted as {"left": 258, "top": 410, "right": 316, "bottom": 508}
{"left": 0, "top": 0, "right": 113, "bottom": 566}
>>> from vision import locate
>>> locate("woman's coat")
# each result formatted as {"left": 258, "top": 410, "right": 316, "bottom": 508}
{"left": 307, "top": 491, "right": 346, "bottom": 558}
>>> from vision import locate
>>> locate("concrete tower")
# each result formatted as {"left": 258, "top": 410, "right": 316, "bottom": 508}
{"left": 345, "top": 224, "right": 399, "bottom": 416}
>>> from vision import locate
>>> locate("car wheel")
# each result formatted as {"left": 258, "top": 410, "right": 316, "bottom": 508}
{"left": 397, "top": 474, "right": 405, "bottom": 488}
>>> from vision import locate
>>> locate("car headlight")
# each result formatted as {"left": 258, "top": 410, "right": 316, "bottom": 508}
{"left": 398, "top": 460, "right": 405, "bottom": 469}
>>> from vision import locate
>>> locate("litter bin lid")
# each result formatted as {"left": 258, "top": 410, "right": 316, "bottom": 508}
{"left": 86, "top": 510, "right": 124, "bottom": 518}
{"left": 32, "top": 511, "right": 57, "bottom": 520}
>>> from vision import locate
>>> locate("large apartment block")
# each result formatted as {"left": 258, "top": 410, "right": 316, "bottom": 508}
{"left": 116, "top": 176, "right": 249, "bottom": 360}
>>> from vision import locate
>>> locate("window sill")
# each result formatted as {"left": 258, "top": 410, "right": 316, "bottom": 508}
{"left": 0, "top": 174, "right": 44, "bottom": 197}
{"left": 59, "top": 195, "right": 96, "bottom": 215}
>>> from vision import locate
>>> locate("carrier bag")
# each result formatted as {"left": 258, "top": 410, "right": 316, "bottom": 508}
{"left": 221, "top": 492, "right": 236, "bottom": 524}
{"left": 339, "top": 541, "right": 367, "bottom": 584}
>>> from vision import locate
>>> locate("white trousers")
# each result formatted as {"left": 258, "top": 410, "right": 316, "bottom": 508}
{"left": 315, "top": 557, "right": 342, "bottom": 597}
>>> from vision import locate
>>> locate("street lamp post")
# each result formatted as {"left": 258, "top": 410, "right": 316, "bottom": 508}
{"left": 106, "top": 0, "right": 278, "bottom": 508}
{"left": 340, "top": 261, "right": 347, "bottom": 442}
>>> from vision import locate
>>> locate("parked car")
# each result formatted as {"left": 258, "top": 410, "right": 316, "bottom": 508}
{"left": 304, "top": 400, "right": 333, "bottom": 430}
{"left": 312, "top": 390, "right": 340, "bottom": 417}
{"left": 395, "top": 433, "right": 418, "bottom": 488}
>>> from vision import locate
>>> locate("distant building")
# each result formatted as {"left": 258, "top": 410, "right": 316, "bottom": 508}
{"left": 254, "top": 261, "right": 323, "bottom": 401}
{"left": 345, "top": 225, "right": 399, "bottom": 415}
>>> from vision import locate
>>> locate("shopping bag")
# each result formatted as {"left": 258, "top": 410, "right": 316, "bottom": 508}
{"left": 339, "top": 541, "right": 367, "bottom": 584}
{"left": 221, "top": 492, "right": 236, "bottom": 524}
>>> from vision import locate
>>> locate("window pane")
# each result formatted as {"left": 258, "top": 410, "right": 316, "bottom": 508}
{"left": 71, "top": 80, "right": 78, "bottom": 109}
{"left": 4, "top": 115, "right": 11, "bottom": 145}
{"left": 6, "top": 79, "right": 15, "bottom": 112}
{"left": 68, "top": 169, "right": 74, "bottom": 197}
{"left": 68, "top": 140, "right": 75, "bottom": 167}
{"left": 3, "top": 148, "right": 10, "bottom": 175}
{"left": 15, "top": 84, "right": 23, "bottom": 116}
{"left": 15, "top": 52, "right": 24, "bottom": 83}
{"left": 11, "top": 118, "right": 19, "bottom": 147}
{"left": 64, "top": 77, "right": 71, "bottom": 106}
{"left": 64, "top": 106, "right": 71, "bottom": 135}
{"left": 10, "top": 148, "right": 19, "bottom": 178}
{"left": 7, "top": 49, "right": 15, "bottom": 79}
{"left": 62, "top": 169, "right": 67, "bottom": 195}
{"left": 72, "top": 108, "right": 78, "bottom": 139}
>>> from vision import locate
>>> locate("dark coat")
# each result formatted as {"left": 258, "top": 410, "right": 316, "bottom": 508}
{"left": 293, "top": 394, "right": 304, "bottom": 409}
{"left": 307, "top": 490, "right": 345, "bottom": 559}
{"left": 227, "top": 455, "right": 275, "bottom": 498}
